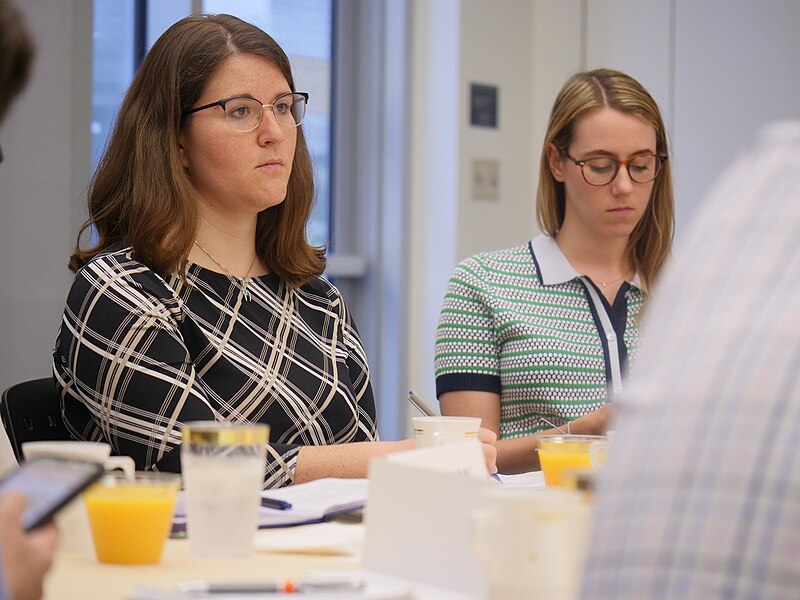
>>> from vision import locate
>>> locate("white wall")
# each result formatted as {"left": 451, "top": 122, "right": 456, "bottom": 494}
{"left": 457, "top": 0, "right": 536, "bottom": 260}
{"left": 0, "top": 0, "right": 92, "bottom": 469}
{"left": 529, "top": 0, "right": 800, "bottom": 234}
{"left": 672, "top": 0, "right": 800, "bottom": 229}
{"left": 405, "top": 0, "right": 461, "bottom": 412}
{"left": 0, "top": 0, "right": 92, "bottom": 392}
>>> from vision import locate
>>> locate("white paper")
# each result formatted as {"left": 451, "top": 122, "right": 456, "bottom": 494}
{"left": 255, "top": 522, "right": 363, "bottom": 556}
{"left": 363, "top": 444, "right": 492, "bottom": 595}
{"left": 496, "top": 470, "right": 546, "bottom": 488}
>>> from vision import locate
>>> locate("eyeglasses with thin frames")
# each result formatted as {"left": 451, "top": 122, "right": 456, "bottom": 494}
{"left": 185, "top": 92, "right": 309, "bottom": 132}
{"left": 561, "top": 149, "right": 667, "bottom": 186}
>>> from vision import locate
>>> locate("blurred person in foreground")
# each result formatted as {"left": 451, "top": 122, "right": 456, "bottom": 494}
{"left": 582, "top": 121, "right": 800, "bottom": 598}
{"left": 0, "top": 2, "right": 58, "bottom": 599}
{"left": 53, "top": 13, "right": 496, "bottom": 487}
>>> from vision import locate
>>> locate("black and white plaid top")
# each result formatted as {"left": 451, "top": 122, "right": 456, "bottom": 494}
{"left": 53, "top": 247, "right": 378, "bottom": 488}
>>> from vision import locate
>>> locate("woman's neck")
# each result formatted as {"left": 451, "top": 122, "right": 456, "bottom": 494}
{"left": 555, "top": 223, "right": 631, "bottom": 281}
{"left": 190, "top": 216, "right": 264, "bottom": 278}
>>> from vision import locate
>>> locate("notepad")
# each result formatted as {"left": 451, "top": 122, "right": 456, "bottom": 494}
{"left": 172, "top": 478, "right": 369, "bottom": 534}
{"left": 256, "top": 478, "right": 369, "bottom": 528}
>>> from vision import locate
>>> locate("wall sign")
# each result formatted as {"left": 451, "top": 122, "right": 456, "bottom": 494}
{"left": 470, "top": 83, "right": 498, "bottom": 128}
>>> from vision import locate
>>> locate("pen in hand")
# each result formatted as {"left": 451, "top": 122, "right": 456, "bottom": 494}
{"left": 408, "top": 389, "right": 438, "bottom": 416}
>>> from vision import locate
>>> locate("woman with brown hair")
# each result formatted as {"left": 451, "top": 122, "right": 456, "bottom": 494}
{"left": 435, "top": 69, "right": 674, "bottom": 473}
{"left": 54, "top": 13, "right": 496, "bottom": 487}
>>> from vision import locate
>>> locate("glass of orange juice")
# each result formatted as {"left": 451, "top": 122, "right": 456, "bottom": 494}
{"left": 83, "top": 472, "right": 180, "bottom": 564}
{"left": 537, "top": 435, "right": 607, "bottom": 487}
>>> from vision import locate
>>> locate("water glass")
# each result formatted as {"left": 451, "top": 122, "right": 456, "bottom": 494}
{"left": 181, "top": 422, "right": 269, "bottom": 558}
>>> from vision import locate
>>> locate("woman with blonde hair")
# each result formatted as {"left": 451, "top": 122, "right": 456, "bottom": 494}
{"left": 435, "top": 68, "right": 673, "bottom": 473}
{"left": 53, "top": 13, "right": 496, "bottom": 486}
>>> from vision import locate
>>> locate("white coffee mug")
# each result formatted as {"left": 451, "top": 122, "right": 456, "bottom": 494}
{"left": 22, "top": 441, "right": 135, "bottom": 479}
{"left": 412, "top": 416, "right": 481, "bottom": 448}
{"left": 21, "top": 441, "right": 136, "bottom": 552}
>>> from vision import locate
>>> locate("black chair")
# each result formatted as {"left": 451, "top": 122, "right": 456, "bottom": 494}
{"left": 1, "top": 377, "right": 71, "bottom": 462}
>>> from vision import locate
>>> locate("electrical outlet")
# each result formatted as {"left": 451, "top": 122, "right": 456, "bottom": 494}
{"left": 472, "top": 159, "right": 499, "bottom": 200}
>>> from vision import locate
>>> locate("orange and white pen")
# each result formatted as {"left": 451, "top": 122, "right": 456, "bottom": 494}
{"left": 178, "top": 578, "right": 365, "bottom": 594}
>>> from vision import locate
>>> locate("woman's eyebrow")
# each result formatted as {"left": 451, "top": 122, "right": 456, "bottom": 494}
{"left": 226, "top": 89, "right": 293, "bottom": 100}
{"left": 579, "top": 148, "right": 657, "bottom": 158}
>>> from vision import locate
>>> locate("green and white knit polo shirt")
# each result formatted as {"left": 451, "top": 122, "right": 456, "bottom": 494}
{"left": 434, "top": 234, "right": 645, "bottom": 439}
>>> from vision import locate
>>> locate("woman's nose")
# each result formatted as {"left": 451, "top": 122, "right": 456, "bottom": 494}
{"left": 610, "top": 165, "right": 635, "bottom": 194}
{"left": 256, "top": 107, "right": 286, "bottom": 143}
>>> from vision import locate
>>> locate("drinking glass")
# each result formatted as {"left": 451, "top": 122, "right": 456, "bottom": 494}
{"left": 537, "top": 435, "right": 607, "bottom": 487}
{"left": 181, "top": 422, "right": 269, "bottom": 558}
{"left": 83, "top": 472, "right": 180, "bottom": 564}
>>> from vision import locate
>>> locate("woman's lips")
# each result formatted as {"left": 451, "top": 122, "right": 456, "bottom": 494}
{"left": 258, "top": 160, "right": 283, "bottom": 170}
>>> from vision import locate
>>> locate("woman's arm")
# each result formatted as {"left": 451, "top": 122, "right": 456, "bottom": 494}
{"left": 295, "top": 432, "right": 498, "bottom": 482}
{"left": 441, "top": 390, "right": 536, "bottom": 472}
{"left": 294, "top": 439, "right": 415, "bottom": 483}
{"left": 440, "top": 390, "right": 610, "bottom": 473}
{"left": 54, "top": 260, "right": 220, "bottom": 474}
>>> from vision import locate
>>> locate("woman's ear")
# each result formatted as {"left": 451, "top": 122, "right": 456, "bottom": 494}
{"left": 178, "top": 133, "right": 189, "bottom": 169}
{"left": 546, "top": 143, "right": 566, "bottom": 182}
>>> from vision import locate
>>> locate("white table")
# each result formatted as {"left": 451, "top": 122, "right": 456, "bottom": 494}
{"left": 45, "top": 471, "right": 548, "bottom": 599}
{"left": 45, "top": 525, "right": 361, "bottom": 600}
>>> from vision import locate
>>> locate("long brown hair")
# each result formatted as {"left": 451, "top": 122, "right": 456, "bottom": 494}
{"left": 536, "top": 68, "right": 674, "bottom": 293}
{"left": 70, "top": 13, "right": 324, "bottom": 287}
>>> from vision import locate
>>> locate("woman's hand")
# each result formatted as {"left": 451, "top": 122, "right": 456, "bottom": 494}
{"left": 0, "top": 492, "right": 59, "bottom": 600}
{"left": 569, "top": 402, "right": 616, "bottom": 435}
{"left": 478, "top": 427, "right": 498, "bottom": 475}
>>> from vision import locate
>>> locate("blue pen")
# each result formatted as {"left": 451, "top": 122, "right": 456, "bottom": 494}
{"left": 261, "top": 497, "right": 292, "bottom": 510}
{"left": 489, "top": 472, "right": 502, "bottom": 483}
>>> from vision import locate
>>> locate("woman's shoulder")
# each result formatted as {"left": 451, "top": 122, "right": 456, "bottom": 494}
{"left": 70, "top": 246, "right": 177, "bottom": 301}
{"left": 294, "top": 274, "right": 344, "bottom": 303}
{"left": 291, "top": 275, "right": 358, "bottom": 323}
{"left": 76, "top": 246, "right": 151, "bottom": 280}
{"left": 452, "top": 241, "right": 536, "bottom": 279}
